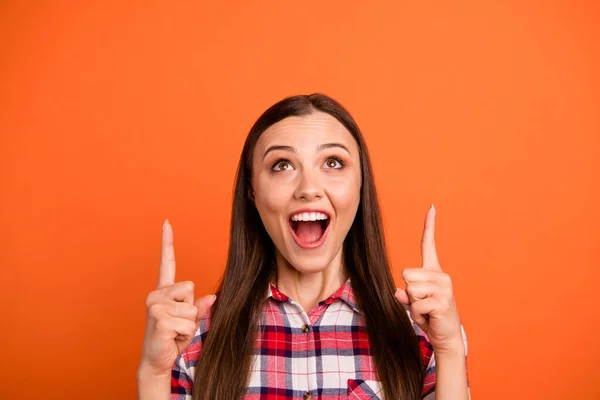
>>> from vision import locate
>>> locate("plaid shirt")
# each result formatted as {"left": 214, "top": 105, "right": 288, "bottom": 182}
{"left": 171, "top": 280, "right": 469, "bottom": 399}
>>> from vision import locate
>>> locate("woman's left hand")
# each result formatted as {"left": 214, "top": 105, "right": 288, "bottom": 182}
{"left": 395, "top": 205, "right": 464, "bottom": 354}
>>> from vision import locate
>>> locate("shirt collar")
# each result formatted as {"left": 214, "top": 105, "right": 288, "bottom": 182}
{"left": 267, "top": 278, "right": 361, "bottom": 314}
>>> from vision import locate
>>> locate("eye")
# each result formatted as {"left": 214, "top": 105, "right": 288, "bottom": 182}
{"left": 324, "top": 157, "right": 344, "bottom": 169}
{"left": 272, "top": 160, "right": 293, "bottom": 172}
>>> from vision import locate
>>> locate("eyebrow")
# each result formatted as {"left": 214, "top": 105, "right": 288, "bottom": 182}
{"left": 318, "top": 143, "right": 351, "bottom": 155}
{"left": 263, "top": 142, "right": 351, "bottom": 159}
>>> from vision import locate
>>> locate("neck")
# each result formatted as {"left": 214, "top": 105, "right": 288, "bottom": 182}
{"left": 274, "top": 250, "right": 348, "bottom": 312}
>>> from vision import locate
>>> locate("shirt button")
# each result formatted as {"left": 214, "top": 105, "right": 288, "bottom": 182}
{"left": 303, "top": 392, "right": 312, "bottom": 400}
{"left": 301, "top": 324, "right": 310, "bottom": 334}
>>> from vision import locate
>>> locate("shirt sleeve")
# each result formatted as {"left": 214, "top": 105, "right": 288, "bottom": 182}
{"left": 171, "top": 354, "right": 194, "bottom": 400}
{"left": 403, "top": 305, "right": 469, "bottom": 399}
{"left": 170, "top": 311, "right": 211, "bottom": 400}
{"left": 420, "top": 324, "right": 469, "bottom": 400}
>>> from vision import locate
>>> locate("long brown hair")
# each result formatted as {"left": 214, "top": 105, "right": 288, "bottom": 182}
{"left": 193, "top": 94, "right": 423, "bottom": 399}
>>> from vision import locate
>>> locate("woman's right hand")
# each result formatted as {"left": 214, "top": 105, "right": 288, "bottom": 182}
{"left": 139, "top": 219, "right": 216, "bottom": 378}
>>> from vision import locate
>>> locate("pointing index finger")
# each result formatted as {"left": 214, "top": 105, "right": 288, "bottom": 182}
{"left": 421, "top": 205, "right": 442, "bottom": 271}
{"left": 158, "top": 219, "right": 176, "bottom": 288}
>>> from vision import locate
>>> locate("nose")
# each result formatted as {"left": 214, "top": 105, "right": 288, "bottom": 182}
{"left": 294, "top": 169, "right": 324, "bottom": 201}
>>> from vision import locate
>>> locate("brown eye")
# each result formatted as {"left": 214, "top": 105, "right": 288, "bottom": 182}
{"left": 324, "top": 158, "right": 343, "bottom": 169}
{"left": 273, "top": 161, "right": 292, "bottom": 171}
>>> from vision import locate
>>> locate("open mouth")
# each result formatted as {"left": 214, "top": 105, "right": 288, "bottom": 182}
{"left": 289, "top": 211, "right": 331, "bottom": 249}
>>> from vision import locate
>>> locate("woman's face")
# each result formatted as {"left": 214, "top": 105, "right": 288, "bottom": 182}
{"left": 251, "top": 111, "right": 361, "bottom": 275}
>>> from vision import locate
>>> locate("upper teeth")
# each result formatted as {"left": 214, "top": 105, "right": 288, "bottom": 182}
{"left": 291, "top": 212, "right": 328, "bottom": 221}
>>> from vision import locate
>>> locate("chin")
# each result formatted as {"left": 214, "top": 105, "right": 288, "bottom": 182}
{"left": 289, "top": 260, "right": 330, "bottom": 274}
{"left": 281, "top": 246, "right": 339, "bottom": 274}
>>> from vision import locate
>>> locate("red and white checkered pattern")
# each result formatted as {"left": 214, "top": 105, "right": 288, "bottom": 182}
{"left": 171, "top": 280, "right": 469, "bottom": 399}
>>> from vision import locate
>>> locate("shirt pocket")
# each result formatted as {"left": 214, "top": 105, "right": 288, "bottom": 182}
{"left": 347, "top": 379, "right": 384, "bottom": 400}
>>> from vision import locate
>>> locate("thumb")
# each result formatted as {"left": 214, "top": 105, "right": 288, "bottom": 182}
{"left": 395, "top": 288, "right": 410, "bottom": 306}
{"left": 195, "top": 294, "right": 216, "bottom": 324}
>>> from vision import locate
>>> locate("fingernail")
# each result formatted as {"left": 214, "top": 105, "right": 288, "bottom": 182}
{"left": 208, "top": 294, "right": 217, "bottom": 305}
{"left": 163, "top": 219, "right": 169, "bottom": 231}
{"left": 430, "top": 204, "right": 436, "bottom": 214}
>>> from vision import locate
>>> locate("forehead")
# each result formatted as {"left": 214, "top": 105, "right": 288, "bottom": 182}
{"left": 256, "top": 111, "right": 356, "bottom": 149}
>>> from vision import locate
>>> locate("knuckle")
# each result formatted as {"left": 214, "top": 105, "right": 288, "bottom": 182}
{"left": 168, "top": 302, "right": 198, "bottom": 320}
{"left": 409, "top": 310, "right": 420, "bottom": 323}
{"left": 440, "top": 298, "right": 451, "bottom": 309}
{"left": 439, "top": 272, "right": 452, "bottom": 285}
{"left": 148, "top": 303, "right": 164, "bottom": 320}
{"left": 167, "top": 302, "right": 180, "bottom": 316}
{"left": 183, "top": 280, "right": 195, "bottom": 293}
{"left": 146, "top": 290, "right": 160, "bottom": 307}
{"left": 155, "top": 318, "right": 170, "bottom": 332}
{"left": 402, "top": 269, "right": 411, "bottom": 281}
{"left": 185, "top": 319, "right": 196, "bottom": 334}
{"left": 145, "top": 292, "right": 154, "bottom": 308}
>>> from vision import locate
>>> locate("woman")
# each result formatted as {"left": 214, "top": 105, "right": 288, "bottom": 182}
{"left": 138, "top": 94, "right": 469, "bottom": 400}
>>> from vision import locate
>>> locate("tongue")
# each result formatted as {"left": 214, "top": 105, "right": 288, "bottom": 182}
{"left": 295, "top": 221, "right": 324, "bottom": 243}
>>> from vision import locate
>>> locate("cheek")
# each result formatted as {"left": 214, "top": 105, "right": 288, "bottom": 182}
{"left": 328, "top": 176, "right": 361, "bottom": 217}
{"left": 254, "top": 178, "right": 290, "bottom": 220}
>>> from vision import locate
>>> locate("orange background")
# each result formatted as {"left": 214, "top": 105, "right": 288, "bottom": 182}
{"left": 1, "top": 1, "right": 599, "bottom": 399}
